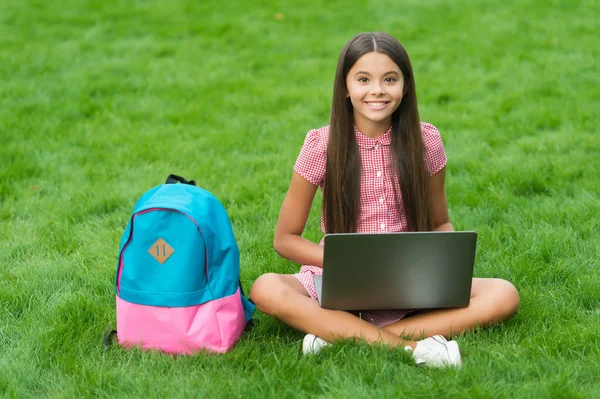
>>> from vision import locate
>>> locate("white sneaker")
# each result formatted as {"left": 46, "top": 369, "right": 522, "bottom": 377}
{"left": 302, "top": 334, "right": 331, "bottom": 355}
{"left": 404, "top": 335, "right": 462, "bottom": 368}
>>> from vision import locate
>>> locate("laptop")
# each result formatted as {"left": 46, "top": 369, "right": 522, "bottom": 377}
{"left": 313, "top": 231, "right": 477, "bottom": 311}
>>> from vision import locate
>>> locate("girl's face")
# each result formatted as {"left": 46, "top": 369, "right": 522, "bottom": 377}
{"left": 346, "top": 51, "right": 404, "bottom": 134}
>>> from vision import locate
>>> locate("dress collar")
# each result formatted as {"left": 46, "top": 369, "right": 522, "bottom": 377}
{"left": 354, "top": 126, "right": 392, "bottom": 148}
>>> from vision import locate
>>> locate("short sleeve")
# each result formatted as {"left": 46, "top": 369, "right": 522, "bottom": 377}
{"left": 293, "top": 128, "right": 328, "bottom": 186}
{"left": 421, "top": 122, "right": 447, "bottom": 176}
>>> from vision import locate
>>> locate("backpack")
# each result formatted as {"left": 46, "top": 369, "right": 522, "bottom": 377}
{"left": 109, "top": 175, "right": 255, "bottom": 354}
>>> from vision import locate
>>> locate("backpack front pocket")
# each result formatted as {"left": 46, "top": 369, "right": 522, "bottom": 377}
{"left": 117, "top": 208, "right": 211, "bottom": 307}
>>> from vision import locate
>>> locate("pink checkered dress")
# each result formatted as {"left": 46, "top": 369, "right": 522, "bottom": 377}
{"left": 291, "top": 122, "right": 447, "bottom": 328}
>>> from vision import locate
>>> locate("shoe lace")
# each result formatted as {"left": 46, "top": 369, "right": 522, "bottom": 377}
{"left": 417, "top": 338, "right": 450, "bottom": 363}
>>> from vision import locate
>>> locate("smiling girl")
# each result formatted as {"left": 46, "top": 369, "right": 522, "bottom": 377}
{"left": 250, "top": 32, "right": 520, "bottom": 367}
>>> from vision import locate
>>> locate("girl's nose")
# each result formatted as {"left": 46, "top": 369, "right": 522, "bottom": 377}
{"left": 371, "top": 85, "right": 385, "bottom": 95}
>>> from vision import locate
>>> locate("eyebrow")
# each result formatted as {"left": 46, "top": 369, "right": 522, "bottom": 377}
{"left": 354, "top": 71, "right": 400, "bottom": 76}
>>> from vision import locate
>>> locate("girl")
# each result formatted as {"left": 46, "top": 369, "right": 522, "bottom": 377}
{"left": 250, "top": 32, "right": 520, "bottom": 367}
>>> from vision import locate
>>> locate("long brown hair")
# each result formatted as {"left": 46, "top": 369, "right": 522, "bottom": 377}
{"left": 323, "top": 32, "right": 432, "bottom": 233}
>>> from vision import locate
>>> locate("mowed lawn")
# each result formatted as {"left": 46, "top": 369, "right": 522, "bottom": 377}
{"left": 1, "top": 0, "right": 598, "bottom": 397}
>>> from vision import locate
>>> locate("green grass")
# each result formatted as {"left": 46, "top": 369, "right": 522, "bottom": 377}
{"left": 1, "top": 0, "right": 599, "bottom": 397}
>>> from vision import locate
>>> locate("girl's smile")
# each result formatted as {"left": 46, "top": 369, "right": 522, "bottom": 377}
{"left": 364, "top": 101, "right": 390, "bottom": 110}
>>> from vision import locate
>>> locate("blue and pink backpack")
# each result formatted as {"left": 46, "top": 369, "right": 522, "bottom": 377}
{"left": 109, "top": 175, "right": 255, "bottom": 354}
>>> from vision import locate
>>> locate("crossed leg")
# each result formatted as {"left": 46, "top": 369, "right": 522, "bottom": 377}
{"left": 382, "top": 278, "right": 520, "bottom": 340}
{"left": 249, "top": 273, "right": 520, "bottom": 349}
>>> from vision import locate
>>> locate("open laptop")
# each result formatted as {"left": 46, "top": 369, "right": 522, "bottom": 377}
{"left": 313, "top": 231, "right": 477, "bottom": 310}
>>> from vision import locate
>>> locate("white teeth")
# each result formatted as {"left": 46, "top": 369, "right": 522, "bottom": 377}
{"left": 367, "top": 102, "right": 387, "bottom": 107}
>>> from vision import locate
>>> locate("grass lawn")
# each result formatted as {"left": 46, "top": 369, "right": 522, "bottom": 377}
{"left": 1, "top": 0, "right": 599, "bottom": 397}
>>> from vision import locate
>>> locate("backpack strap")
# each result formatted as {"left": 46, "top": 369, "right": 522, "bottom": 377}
{"left": 245, "top": 318, "right": 258, "bottom": 333}
{"left": 103, "top": 329, "right": 117, "bottom": 349}
{"left": 165, "top": 174, "right": 196, "bottom": 186}
{"left": 239, "top": 279, "right": 259, "bottom": 333}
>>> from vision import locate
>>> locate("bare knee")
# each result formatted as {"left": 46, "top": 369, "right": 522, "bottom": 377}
{"left": 250, "top": 273, "right": 296, "bottom": 316}
{"left": 249, "top": 273, "right": 278, "bottom": 313}
{"left": 488, "top": 279, "right": 520, "bottom": 322}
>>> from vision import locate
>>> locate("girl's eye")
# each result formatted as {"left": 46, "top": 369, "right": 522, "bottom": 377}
{"left": 385, "top": 77, "right": 396, "bottom": 83}
{"left": 358, "top": 77, "right": 368, "bottom": 83}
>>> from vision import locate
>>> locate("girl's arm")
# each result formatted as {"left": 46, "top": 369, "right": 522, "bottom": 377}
{"left": 428, "top": 166, "right": 455, "bottom": 232}
{"left": 273, "top": 172, "right": 325, "bottom": 267}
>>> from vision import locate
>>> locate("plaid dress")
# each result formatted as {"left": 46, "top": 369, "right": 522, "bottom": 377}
{"left": 291, "top": 122, "right": 447, "bottom": 328}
